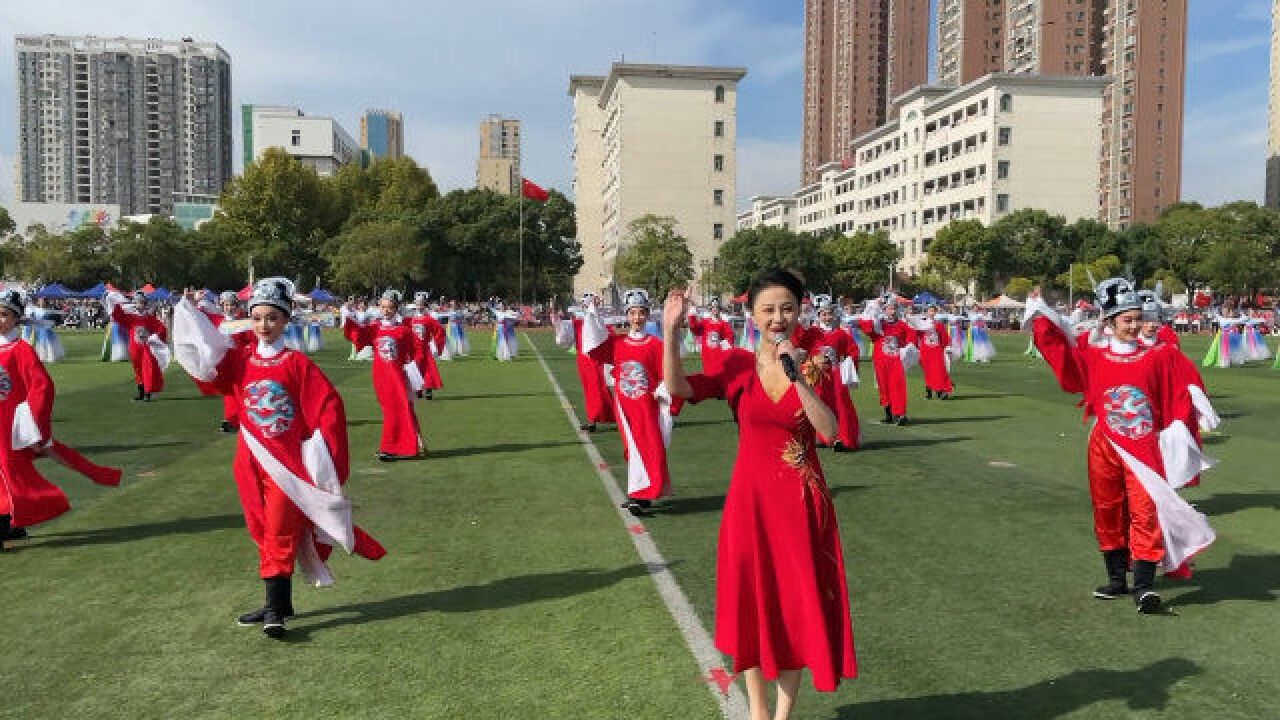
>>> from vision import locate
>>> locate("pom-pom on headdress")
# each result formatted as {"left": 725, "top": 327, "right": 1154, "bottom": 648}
{"left": 414, "top": 291, "right": 430, "bottom": 305}
{"left": 218, "top": 291, "right": 239, "bottom": 306}
{"left": 1095, "top": 277, "right": 1143, "bottom": 320}
{"left": 381, "top": 289, "right": 403, "bottom": 305}
{"left": 812, "top": 294, "right": 834, "bottom": 311}
{"left": 623, "top": 288, "right": 650, "bottom": 309}
{"left": 248, "top": 277, "right": 296, "bottom": 314}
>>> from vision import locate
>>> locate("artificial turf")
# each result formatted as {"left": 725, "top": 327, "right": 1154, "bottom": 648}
{"left": 534, "top": 330, "right": 1280, "bottom": 720}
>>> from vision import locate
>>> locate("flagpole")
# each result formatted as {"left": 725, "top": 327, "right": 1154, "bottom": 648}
{"left": 518, "top": 183, "right": 524, "bottom": 306}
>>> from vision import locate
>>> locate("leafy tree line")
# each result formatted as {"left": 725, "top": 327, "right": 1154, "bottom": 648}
{"left": 921, "top": 202, "right": 1280, "bottom": 301}
{"left": 0, "top": 148, "right": 582, "bottom": 300}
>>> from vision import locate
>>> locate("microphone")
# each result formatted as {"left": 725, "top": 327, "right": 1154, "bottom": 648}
{"left": 773, "top": 333, "right": 800, "bottom": 382}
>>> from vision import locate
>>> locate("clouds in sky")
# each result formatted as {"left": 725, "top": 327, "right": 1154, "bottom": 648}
{"left": 0, "top": 1, "right": 1273, "bottom": 214}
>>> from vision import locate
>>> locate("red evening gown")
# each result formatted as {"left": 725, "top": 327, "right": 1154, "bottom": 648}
{"left": 688, "top": 349, "right": 857, "bottom": 691}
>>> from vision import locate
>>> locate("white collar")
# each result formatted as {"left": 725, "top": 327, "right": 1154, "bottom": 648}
{"left": 628, "top": 329, "right": 648, "bottom": 340}
{"left": 1108, "top": 337, "right": 1139, "bottom": 354}
{"left": 818, "top": 322, "right": 834, "bottom": 332}
{"left": 257, "top": 336, "right": 286, "bottom": 358}
{"left": 379, "top": 314, "right": 402, "bottom": 326}
{"left": 0, "top": 329, "right": 18, "bottom": 345}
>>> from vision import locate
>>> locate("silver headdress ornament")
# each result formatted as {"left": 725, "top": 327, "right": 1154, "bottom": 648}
{"left": 218, "top": 291, "right": 239, "bottom": 305}
{"left": 812, "top": 294, "right": 834, "bottom": 311}
{"left": 623, "top": 288, "right": 651, "bottom": 309}
{"left": 1095, "top": 277, "right": 1143, "bottom": 320}
{"left": 413, "top": 291, "right": 431, "bottom": 304}
{"left": 580, "top": 291, "right": 598, "bottom": 304}
{"left": 0, "top": 289, "right": 26, "bottom": 316}
{"left": 132, "top": 290, "right": 149, "bottom": 306}
{"left": 708, "top": 296, "right": 722, "bottom": 309}
{"left": 248, "top": 277, "right": 296, "bottom": 313}
{"left": 381, "top": 288, "right": 403, "bottom": 304}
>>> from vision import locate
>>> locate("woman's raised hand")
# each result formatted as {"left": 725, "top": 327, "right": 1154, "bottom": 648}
{"left": 663, "top": 288, "right": 690, "bottom": 333}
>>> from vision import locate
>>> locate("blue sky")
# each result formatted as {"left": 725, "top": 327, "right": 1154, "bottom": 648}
{"left": 0, "top": 0, "right": 1271, "bottom": 212}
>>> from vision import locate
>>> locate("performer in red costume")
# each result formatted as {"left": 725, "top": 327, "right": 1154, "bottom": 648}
{"left": 343, "top": 290, "right": 425, "bottom": 461}
{"left": 193, "top": 291, "right": 254, "bottom": 433}
{"left": 810, "top": 295, "right": 860, "bottom": 451}
{"left": 582, "top": 289, "right": 675, "bottom": 516}
{"left": 859, "top": 295, "right": 917, "bottom": 425}
{"left": 407, "top": 292, "right": 445, "bottom": 400}
{"left": 0, "top": 289, "right": 122, "bottom": 550}
{"left": 1026, "top": 279, "right": 1215, "bottom": 614}
{"left": 686, "top": 297, "right": 735, "bottom": 375}
{"left": 555, "top": 293, "right": 616, "bottom": 432}
{"left": 662, "top": 272, "right": 856, "bottom": 720}
{"left": 915, "top": 304, "right": 954, "bottom": 400}
{"left": 173, "top": 279, "right": 386, "bottom": 638}
{"left": 105, "top": 291, "right": 168, "bottom": 402}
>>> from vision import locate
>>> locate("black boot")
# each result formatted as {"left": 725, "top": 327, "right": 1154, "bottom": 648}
{"left": 881, "top": 406, "right": 894, "bottom": 424}
{"left": 1093, "top": 548, "right": 1130, "bottom": 599}
{"left": 1132, "top": 560, "right": 1161, "bottom": 614}
{"left": 132, "top": 384, "right": 145, "bottom": 401}
{"left": 238, "top": 576, "right": 296, "bottom": 628}
{"left": 925, "top": 388, "right": 933, "bottom": 399}
{"left": 263, "top": 575, "right": 293, "bottom": 638}
{"left": 0, "top": 514, "right": 9, "bottom": 552}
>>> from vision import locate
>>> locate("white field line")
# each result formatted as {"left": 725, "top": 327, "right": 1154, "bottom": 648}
{"left": 527, "top": 335, "right": 749, "bottom": 720}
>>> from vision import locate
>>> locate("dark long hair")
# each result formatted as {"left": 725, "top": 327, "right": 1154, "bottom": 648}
{"left": 746, "top": 269, "right": 805, "bottom": 309}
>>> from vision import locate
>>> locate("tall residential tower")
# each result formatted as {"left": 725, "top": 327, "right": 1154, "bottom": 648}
{"left": 15, "top": 34, "right": 232, "bottom": 216}
{"left": 476, "top": 115, "right": 521, "bottom": 195}
{"left": 361, "top": 110, "right": 404, "bottom": 161}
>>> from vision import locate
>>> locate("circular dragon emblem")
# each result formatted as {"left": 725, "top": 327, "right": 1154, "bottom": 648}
{"left": 133, "top": 326, "right": 148, "bottom": 343}
{"left": 1102, "top": 385, "right": 1154, "bottom": 440}
{"left": 376, "top": 336, "right": 399, "bottom": 362}
{"left": 882, "top": 336, "right": 900, "bottom": 355}
{"left": 923, "top": 330, "right": 939, "bottom": 347}
{"left": 617, "top": 361, "right": 650, "bottom": 400}
{"left": 0, "top": 366, "right": 11, "bottom": 401}
{"left": 706, "top": 331, "right": 721, "bottom": 345}
{"left": 242, "top": 380, "right": 296, "bottom": 438}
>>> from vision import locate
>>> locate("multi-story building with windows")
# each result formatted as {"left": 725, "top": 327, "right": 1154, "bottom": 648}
{"left": 15, "top": 34, "right": 232, "bottom": 216}
{"left": 1268, "top": 0, "right": 1280, "bottom": 209}
{"left": 791, "top": 74, "right": 1106, "bottom": 273}
{"left": 361, "top": 109, "right": 404, "bottom": 161}
{"left": 568, "top": 63, "right": 745, "bottom": 298}
{"left": 736, "top": 196, "right": 798, "bottom": 232}
{"left": 476, "top": 115, "right": 521, "bottom": 195}
{"left": 802, "top": 0, "right": 930, "bottom": 184}
{"left": 242, "top": 105, "right": 360, "bottom": 176}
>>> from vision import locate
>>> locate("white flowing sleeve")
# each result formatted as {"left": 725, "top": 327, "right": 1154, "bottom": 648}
{"left": 555, "top": 318, "right": 575, "bottom": 347}
{"left": 403, "top": 361, "right": 425, "bottom": 394}
{"left": 839, "top": 356, "right": 859, "bottom": 387}
{"left": 173, "top": 297, "right": 233, "bottom": 382}
{"left": 899, "top": 343, "right": 920, "bottom": 371}
{"left": 580, "top": 306, "right": 610, "bottom": 355}
{"left": 1187, "top": 385, "right": 1221, "bottom": 432}
{"left": 1022, "top": 297, "right": 1071, "bottom": 336}
{"left": 147, "top": 334, "right": 172, "bottom": 371}
{"left": 1158, "top": 419, "right": 1216, "bottom": 490}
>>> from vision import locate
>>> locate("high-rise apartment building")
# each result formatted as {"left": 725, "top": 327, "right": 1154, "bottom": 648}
{"left": 934, "top": 1, "right": 1185, "bottom": 227}
{"left": 476, "top": 115, "right": 521, "bottom": 195}
{"left": 1268, "top": 0, "right": 1280, "bottom": 209}
{"left": 361, "top": 109, "right": 404, "bottom": 161}
{"left": 802, "top": 0, "right": 930, "bottom": 184}
{"left": 242, "top": 105, "right": 361, "bottom": 176}
{"left": 568, "top": 63, "right": 746, "bottom": 298}
{"left": 15, "top": 34, "right": 232, "bottom": 216}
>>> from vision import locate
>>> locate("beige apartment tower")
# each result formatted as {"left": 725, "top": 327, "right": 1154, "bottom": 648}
{"left": 1266, "top": 0, "right": 1280, "bottom": 208}
{"left": 568, "top": 63, "right": 746, "bottom": 298}
{"left": 935, "top": 0, "right": 1185, "bottom": 227}
{"left": 476, "top": 115, "right": 521, "bottom": 195}
{"left": 802, "top": 0, "right": 930, "bottom": 184}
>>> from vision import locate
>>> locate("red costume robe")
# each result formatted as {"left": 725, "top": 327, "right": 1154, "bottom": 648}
{"left": 570, "top": 316, "right": 615, "bottom": 425}
{"left": 111, "top": 305, "right": 167, "bottom": 393}
{"left": 687, "top": 313, "right": 735, "bottom": 374}
{"left": 193, "top": 337, "right": 385, "bottom": 582}
{"left": 200, "top": 307, "right": 253, "bottom": 426}
{"left": 585, "top": 318, "right": 673, "bottom": 501}
{"left": 917, "top": 320, "right": 954, "bottom": 394}
{"left": 859, "top": 316, "right": 916, "bottom": 416}
{"left": 344, "top": 318, "right": 425, "bottom": 456}
{"left": 407, "top": 314, "right": 446, "bottom": 391}
{"left": 0, "top": 334, "right": 121, "bottom": 528}
{"left": 1032, "top": 309, "right": 1214, "bottom": 573}
{"left": 810, "top": 325, "right": 861, "bottom": 448}
{"left": 686, "top": 350, "right": 857, "bottom": 692}
{"left": 1156, "top": 324, "right": 1180, "bottom": 347}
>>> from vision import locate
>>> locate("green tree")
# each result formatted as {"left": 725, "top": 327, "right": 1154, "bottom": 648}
{"left": 332, "top": 156, "right": 440, "bottom": 226}
{"left": 328, "top": 222, "right": 424, "bottom": 294}
{"left": 182, "top": 220, "right": 247, "bottom": 291}
{"left": 613, "top": 214, "right": 693, "bottom": 301}
{"left": 1155, "top": 203, "right": 1222, "bottom": 294}
{"left": 1056, "top": 254, "right": 1121, "bottom": 293}
{"left": 1116, "top": 223, "right": 1162, "bottom": 287}
{"left": 420, "top": 188, "right": 518, "bottom": 300}
{"left": 1003, "top": 277, "right": 1034, "bottom": 300}
{"left": 921, "top": 219, "right": 999, "bottom": 294}
{"left": 714, "top": 225, "right": 831, "bottom": 294}
{"left": 0, "top": 206, "right": 14, "bottom": 236}
{"left": 1068, "top": 218, "right": 1117, "bottom": 263}
{"left": 518, "top": 189, "right": 581, "bottom": 303}
{"left": 823, "top": 230, "right": 899, "bottom": 299}
{"left": 988, "top": 209, "right": 1070, "bottom": 290}
{"left": 108, "top": 217, "right": 188, "bottom": 288}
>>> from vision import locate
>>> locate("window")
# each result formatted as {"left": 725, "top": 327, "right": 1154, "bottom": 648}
{"left": 290, "top": 129, "right": 301, "bottom": 147}
{"left": 996, "top": 194, "right": 1010, "bottom": 212}
{"left": 714, "top": 120, "right": 724, "bottom": 137}
{"left": 714, "top": 85, "right": 725, "bottom": 103}
{"left": 997, "top": 160, "right": 1010, "bottom": 179}
{"left": 713, "top": 223, "right": 724, "bottom": 240}
{"left": 998, "top": 93, "right": 1012, "bottom": 112}
{"left": 997, "top": 127, "right": 1012, "bottom": 145}
{"left": 713, "top": 189, "right": 724, "bottom": 206}
{"left": 713, "top": 154, "right": 724, "bottom": 172}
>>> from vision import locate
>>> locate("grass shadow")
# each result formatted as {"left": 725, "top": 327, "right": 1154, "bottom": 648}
{"left": 836, "top": 658, "right": 1200, "bottom": 719}
{"left": 429, "top": 440, "right": 584, "bottom": 459}
{"left": 289, "top": 564, "right": 657, "bottom": 639}
{"left": 1194, "top": 493, "right": 1280, "bottom": 516}
{"left": 435, "top": 392, "right": 553, "bottom": 401}
{"left": 905, "top": 415, "right": 1013, "bottom": 425}
{"left": 858, "top": 436, "right": 973, "bottom": 451}
{"left": 940, "top": 393, "right": 1013, "bottom": 401}
{"left": 672, "top": 419, "right": 737, "bottom": 429}
{"left": 659, "top": 485, "right": 869, "bottom": 517}
{"left": 72, "top": 441, "right": 191, "bottom": 454}
{"left": 1168, "top": 554, "right": 1280, "bottom": 607}
{"left": 27, "top": 513, "right": 244, "bottom": 550}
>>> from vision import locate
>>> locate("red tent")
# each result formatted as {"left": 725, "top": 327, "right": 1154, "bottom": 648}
{"left": 237, "top": 283, "right": 253, "bottom": 301}
{"left": 1193, "top": 292, "right": 1212, "bottom": 308}
{"left": 140, "top": 283, "right": 155, "bottom": 294}
{"left": 731, "top": 291, "right": 748, "bottom": 304}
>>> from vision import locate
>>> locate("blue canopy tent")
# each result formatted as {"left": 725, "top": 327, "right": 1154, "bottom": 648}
{"left": 307, "top": 287, "right": 337, "bottom": 304}
{"left": 148, "top": 287, "right": 173, "bottom": 302}
{"left": 34, "top": 283, "right": 74, "bottom": 299}
{"left": 78, "top": 282, "right": 108, "bottom": 299}
{"left": 912, "top": 291, "right": 943, "bottom": 307}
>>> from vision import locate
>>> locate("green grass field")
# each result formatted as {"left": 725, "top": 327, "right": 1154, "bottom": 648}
{"left": 2, "top": 328, "right": 1277, "bottom": 719}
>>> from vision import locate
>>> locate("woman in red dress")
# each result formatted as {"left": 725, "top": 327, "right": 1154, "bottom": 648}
{"left": 106, "top": 291, "right": 168, "bottom": 402}
{"left": 342, "top": 290, "right": 425, "bottom": 461}
{"left": 407, "top": 292, "right": 446, "bottom": 400}
{"left": 662, "top": 271, "right": 857, "bottom": 720}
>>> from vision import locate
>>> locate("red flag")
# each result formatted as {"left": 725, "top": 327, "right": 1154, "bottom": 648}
{"left": 521, "top": 178, "right": 549, "bottom": 202}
